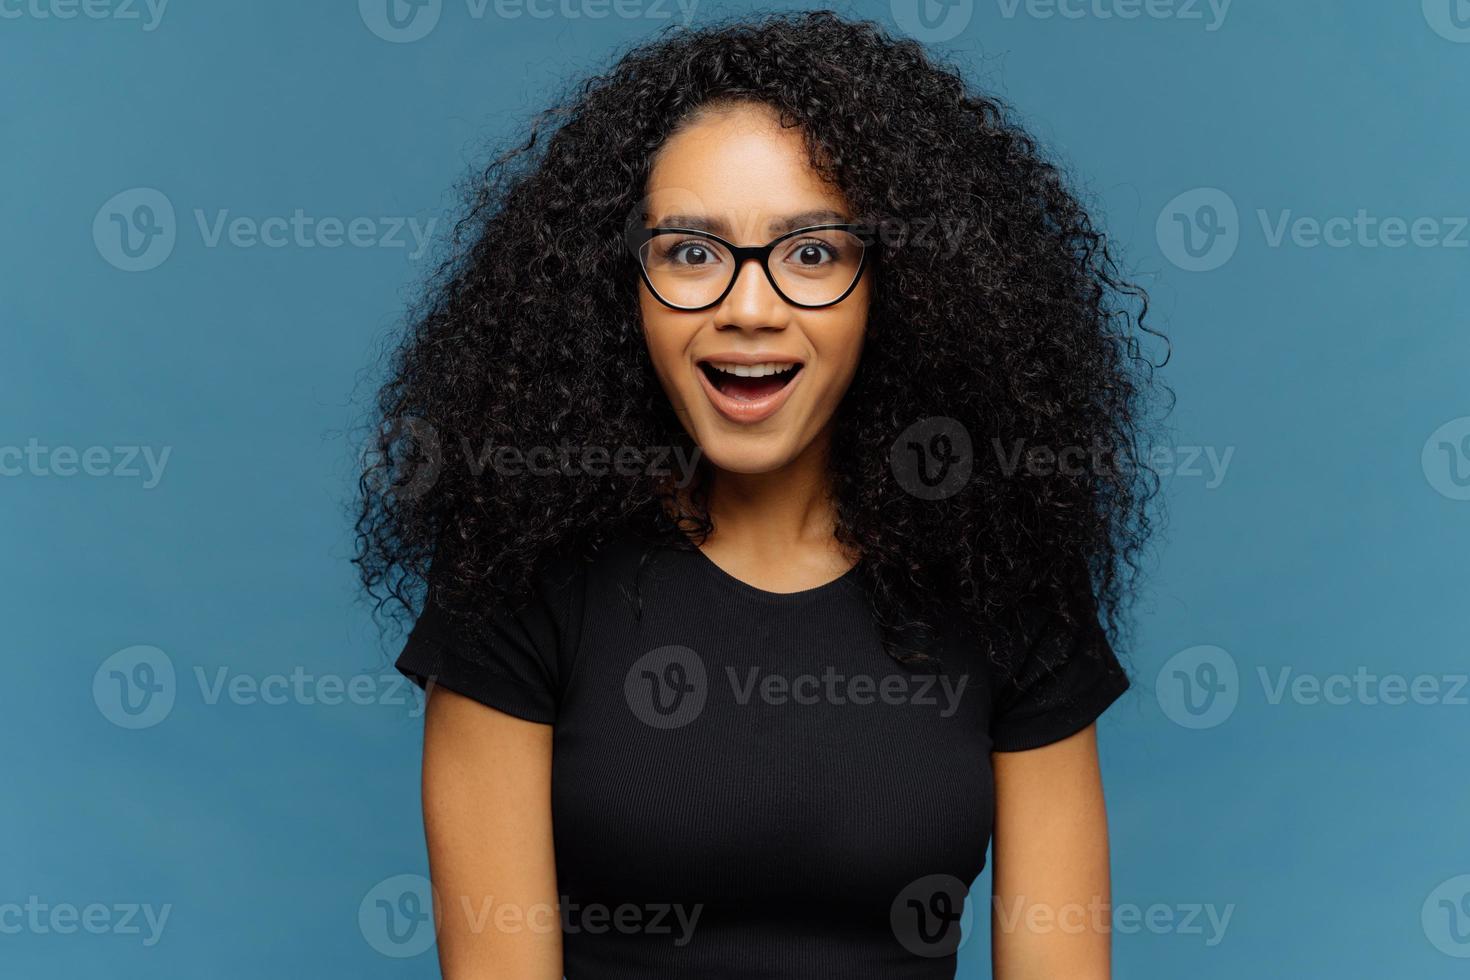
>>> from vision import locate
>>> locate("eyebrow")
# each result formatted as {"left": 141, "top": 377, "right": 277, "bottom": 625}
{"left": 652, "top": 209, "right": 851, "bottom": 239}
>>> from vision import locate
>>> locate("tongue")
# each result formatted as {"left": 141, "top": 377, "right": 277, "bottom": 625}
{"left": 718, "top": 374, "right": 789, "bottom": 401}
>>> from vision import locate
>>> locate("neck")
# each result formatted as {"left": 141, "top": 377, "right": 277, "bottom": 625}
{"left": 698, "top": 428, "right": 842, "bottom": 555}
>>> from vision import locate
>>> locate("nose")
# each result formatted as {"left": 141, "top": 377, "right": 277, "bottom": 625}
{"left": 713, "top": 256, "right": 791, "bottom": 333}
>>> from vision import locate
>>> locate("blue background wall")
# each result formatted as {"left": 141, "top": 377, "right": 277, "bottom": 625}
{"left": 4, "top": 1, "right": 1467, "bottom": 976}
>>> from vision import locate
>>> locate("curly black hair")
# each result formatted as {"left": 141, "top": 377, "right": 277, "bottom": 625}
{"left": 354, "top": 10, "right": 1169, "bottom": 670}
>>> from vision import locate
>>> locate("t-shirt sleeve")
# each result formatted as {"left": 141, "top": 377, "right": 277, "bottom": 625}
{"left": 395, "top": 569, "right": 573, "bottom": 725}
{"left": 989, "top": 589, "right": 1131, "bottom": 753}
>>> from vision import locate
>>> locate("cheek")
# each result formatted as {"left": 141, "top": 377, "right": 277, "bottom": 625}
{"left": 811, "top": 312, "right": 868, "bottom": 398}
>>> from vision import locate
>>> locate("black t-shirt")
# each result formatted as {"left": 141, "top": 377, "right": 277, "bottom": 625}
{"left": 396, "top": 531, "right": 1129, "bottom": 979}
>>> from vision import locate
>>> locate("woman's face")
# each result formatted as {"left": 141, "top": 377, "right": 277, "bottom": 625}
{"left": 637, "top": 102, "right": 870, "bottom": 477}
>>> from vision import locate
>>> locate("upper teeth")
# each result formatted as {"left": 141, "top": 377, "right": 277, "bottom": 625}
{"left": 707, "top": 362, "right": 797, "bottom": 378}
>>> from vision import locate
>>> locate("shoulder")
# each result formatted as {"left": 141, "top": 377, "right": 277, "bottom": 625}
{"left": 985, "top": 573, "right": 1131, "bottom": 752}
{"left": 397, "top": 531, "right": 646, "bottom": 724}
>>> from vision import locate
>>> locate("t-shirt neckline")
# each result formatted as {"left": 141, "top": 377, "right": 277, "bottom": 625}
{"left": 684, "top": 543, "right": 863, "bottom": 605}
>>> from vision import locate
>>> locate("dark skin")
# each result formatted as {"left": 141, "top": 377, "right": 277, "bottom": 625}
{"left": 637, "top": 102, "right": 866, "bottom": 593}
{"left": 419, "top": 102, "right": 1116, "bottom": 980}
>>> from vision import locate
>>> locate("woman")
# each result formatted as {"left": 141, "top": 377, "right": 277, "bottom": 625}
{"left": 357, "top": 11, "right": 1165, "bottom": 978}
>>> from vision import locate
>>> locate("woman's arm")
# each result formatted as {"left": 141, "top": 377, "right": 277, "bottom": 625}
{"left": 990, "top": 722, "right": 1115, "bottom": 980}
{"left": 421, "top": 684, "right": 563, "bottom": 979}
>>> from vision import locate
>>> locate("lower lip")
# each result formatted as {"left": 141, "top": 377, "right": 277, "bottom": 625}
{"left": 695, "top": 365, "right": 803, "bottom": 425}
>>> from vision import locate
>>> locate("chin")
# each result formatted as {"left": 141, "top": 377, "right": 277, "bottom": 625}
{"left": 693, "top": 436, "right": 801, "bottom": 476}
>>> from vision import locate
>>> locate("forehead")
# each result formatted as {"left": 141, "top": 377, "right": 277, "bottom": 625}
{"left": 644, "top": 102, "right": 851, "bottom": 240}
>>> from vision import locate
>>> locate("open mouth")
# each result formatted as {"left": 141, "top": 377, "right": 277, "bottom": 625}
{"left": 697, "top": 360, "right": 804, "bottom": 402}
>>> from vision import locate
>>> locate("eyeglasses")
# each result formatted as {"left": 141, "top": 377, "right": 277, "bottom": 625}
{"left": 630, "top": 223, "right": 872, "bottom": 312}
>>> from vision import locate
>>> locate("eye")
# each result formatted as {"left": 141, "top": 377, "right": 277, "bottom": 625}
{"left": 781, "top": 237, "right": 841, "bottom": 267}
{"left": 662, "top": 238, "right": 725, "bottom": 267}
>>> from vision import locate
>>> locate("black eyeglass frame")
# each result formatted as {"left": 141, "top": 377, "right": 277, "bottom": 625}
{"left": 630, "top": 223, "right": 873, "bottom": 312}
